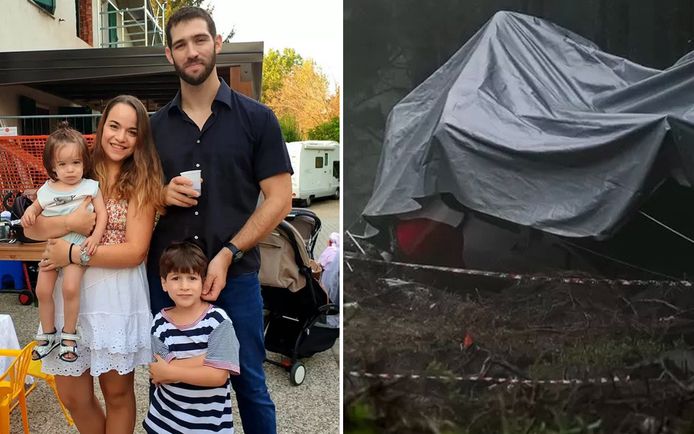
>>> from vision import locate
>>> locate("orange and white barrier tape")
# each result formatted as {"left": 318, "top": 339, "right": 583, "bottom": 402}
{"left": 348, "top": 370, "right": 635, "bottom": 386}
{"left": 345, "top": 255, "right": 693, "bottom": 287}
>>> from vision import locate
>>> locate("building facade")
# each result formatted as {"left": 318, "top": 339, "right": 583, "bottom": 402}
{"left": 0, "top": 0, "right": 166, "bottom": 133}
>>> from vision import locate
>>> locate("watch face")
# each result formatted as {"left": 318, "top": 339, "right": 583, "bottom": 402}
{"left": 226, "top": 242, "right": 243, "bottom": 263}
{"left": 79, "top": 248, "right": 91, "bottom": 265}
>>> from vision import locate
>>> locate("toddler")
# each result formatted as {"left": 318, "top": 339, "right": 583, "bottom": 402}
{"left": 22, "top": 122, "right": 107, "bottom": 362}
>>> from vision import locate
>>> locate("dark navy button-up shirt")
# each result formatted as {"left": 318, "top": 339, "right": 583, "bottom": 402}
{"left": 147, "top": 79, "right": 293, "bottom": 277}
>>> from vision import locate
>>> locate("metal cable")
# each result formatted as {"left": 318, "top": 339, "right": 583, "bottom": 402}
{"left": 556, "top": 238, "right": 679, "bottom": 281}
{"left": 639, "top": 211, "right": 694, "bottom": 245}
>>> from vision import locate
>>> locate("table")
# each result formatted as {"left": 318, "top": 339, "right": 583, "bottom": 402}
{"left": 0, "top": 242, "right": 45, "bottom": 261}
{"left": 0, "top": 314, "right": 20, "bottom": 373}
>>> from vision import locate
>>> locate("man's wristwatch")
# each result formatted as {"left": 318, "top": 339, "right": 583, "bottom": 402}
{"left": 223, "top": 242, "right": 244, "bottom": 264}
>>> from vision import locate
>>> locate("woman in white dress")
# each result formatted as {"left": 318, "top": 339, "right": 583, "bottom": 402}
{"left": 25, "top": 95, "right": 165, "bottom": 433}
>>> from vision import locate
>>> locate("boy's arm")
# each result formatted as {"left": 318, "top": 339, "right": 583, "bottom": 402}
{"left": 151, "top": 334, "right": 172, "bottom": 362}
{"left": 204, "top": 318, "right": 241, "bottom": 375}
{"left": 168, "top": 354, "right": 205, "bottom": 367}
{"left": 149, "top": 317, "right": 239, "bottom": 387}
{"left": 150, "top": 354, "right": 229, "bottom": 387}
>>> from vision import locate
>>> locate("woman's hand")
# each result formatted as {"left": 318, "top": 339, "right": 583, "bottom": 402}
{"left": 66, "top": 197, "right": 97, "bottom": 236}
{"left": 39, "top": 238, "right": 71, "bottom": 271}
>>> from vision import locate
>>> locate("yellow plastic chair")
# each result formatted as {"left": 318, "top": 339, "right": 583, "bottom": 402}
{"left": 0, "top": 346, "right": 74, "bottom": 430}
{"left": 0, "top": 341, "right": 35, "bottom": 434}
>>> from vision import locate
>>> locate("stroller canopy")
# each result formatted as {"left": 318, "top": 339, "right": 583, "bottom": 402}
{"left": 362, "top": 11, "right": 694, "bottom": 240}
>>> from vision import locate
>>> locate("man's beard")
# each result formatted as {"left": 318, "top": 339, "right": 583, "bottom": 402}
{"left": 174, "top": 53, "right": 216, "bottom": 86}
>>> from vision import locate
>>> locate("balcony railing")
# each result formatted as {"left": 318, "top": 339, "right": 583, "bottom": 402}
{"left": 99, "top": 0, "right": 166, "bottom": 48}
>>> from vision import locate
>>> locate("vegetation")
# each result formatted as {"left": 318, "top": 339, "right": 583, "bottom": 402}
{"left": 278, "top": 115, "right": 302, "bottom": 143}
{"left": 263, "top": 50, "right": 340, "bottom": 141}
{"left": 262, "top": 48, "right": 304, "bottom": 104}
{"left": 308, "top": 116, "right": 340, "bottom": 141}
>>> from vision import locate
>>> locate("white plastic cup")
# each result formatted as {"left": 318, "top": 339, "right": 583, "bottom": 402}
{"left": 180, "top": 170, "right": 201, "bottom": 194}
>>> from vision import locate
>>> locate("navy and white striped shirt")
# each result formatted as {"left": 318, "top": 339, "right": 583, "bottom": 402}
{"left": 144, "top": 305, "right": 240, "bottom": 434}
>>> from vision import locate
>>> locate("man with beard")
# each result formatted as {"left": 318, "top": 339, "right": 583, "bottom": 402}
{"left": 146, "top": 7, "right": 292, "bottom": 434}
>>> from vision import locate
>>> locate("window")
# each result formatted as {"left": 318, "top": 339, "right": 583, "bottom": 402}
{"left": 73, "top": 0, "right": 93, "bottom": 45}
{"left": 108, "top": 3, "right": 119, "bottom": 47}
{"left": 58, "top": 106, "right": 94, "bottom": 134}
{"left": 315, "top": 156, "right": 324, "bottom": 169}
{"left": 75, "top": 0, "right": 80, "bottom": 37}
{"left": 30, "top": 0, "right": 55, "bottom": 15}
{"left": 19, "top": 97, "right": 49, "bottom": 135}
{"left": 333, "top": 161, "right": 340, "bottom": 179}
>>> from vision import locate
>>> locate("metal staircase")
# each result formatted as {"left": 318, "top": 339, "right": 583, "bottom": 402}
{"left": 99, "top": 0, "right": 166, "bottom": 48}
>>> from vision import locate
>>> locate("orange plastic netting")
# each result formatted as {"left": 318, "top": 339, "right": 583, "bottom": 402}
{"left": 0, "top": 135, "right": 96, "bottom": 192}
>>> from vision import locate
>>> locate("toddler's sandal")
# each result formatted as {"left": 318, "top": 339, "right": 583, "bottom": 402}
{"left": 59, "top": 330, "right": 80, "bottom": 363}
{"left": 32, "top": 330, "right": 59, "bottom": 360}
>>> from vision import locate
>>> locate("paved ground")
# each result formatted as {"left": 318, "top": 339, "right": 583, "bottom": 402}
{"left": 1, "top": 198, "right": 340, "bottom": 434}
{"left": 301, "top": 197, "right": 341, "bottom": 256}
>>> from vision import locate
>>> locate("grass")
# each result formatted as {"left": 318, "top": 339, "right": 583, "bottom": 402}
{"left": 345, "top": 400, "right": 380, "bottom": 434}
{"left": 528, "top": 336, "right": 667, "bottom": 379}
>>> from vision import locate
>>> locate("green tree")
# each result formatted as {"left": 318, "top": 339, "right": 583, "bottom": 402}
{"left": 278, "top": 115, "right": 302, "bottom": 143}
{"left": 307, "top": 117, "right": 340, "bottom": 142}
{"left": 262, "top": 48, "right": 303, "bottom": 103}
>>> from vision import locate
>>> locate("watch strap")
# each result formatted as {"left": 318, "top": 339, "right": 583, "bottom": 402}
{"left": 223, "top": 242, "right": 244, "bottom": 263}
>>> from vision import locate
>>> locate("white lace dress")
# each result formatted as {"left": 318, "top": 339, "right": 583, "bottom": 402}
{"left": 42, "top": 199, "right": 152, "bottom": 376}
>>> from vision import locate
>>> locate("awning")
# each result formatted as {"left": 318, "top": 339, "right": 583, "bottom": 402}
{"left": 0, "top": 42, "right": 264, "bottom": 109}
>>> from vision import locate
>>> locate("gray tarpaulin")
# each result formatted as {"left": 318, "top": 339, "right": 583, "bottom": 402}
{"left": 362, "top": 11, "right": 694, "bottom": 239}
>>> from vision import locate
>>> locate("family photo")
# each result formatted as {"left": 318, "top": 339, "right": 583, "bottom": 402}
{"left": 0, "top": 1, "right": 339, "bottom": 433}
{"left": 8, "top": 0, "right": 694, "bottom": 433}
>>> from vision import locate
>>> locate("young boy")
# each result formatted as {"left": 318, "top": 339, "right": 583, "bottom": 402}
{"left": 143, "top": 241, "right": 241, "bottom": 434}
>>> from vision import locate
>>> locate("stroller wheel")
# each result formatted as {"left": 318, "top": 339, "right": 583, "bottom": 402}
{"left": 289, "top": 362, "right": 306, "bottom": 386}
{"left": 19, "top": 290, "right": 34, "bottom": 306}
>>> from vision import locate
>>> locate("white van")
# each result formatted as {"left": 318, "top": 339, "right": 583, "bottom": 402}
{"left": 287, "top": 140, "right": 340, "bottom": 206}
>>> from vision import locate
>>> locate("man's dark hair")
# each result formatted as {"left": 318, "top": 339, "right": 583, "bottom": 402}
{"left": 166, "top": 6, "right": 217, "bottom": 49}
{"left": 159, "top": 241, "right": 208, "bottom": 278}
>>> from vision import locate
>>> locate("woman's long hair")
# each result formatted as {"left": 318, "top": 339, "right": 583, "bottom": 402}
{"left": 91, "top": 95, "right": 165, "bottom": 215}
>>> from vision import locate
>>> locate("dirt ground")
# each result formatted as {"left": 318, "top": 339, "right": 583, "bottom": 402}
{"left": 343, "top": 247, "right": 694, "bottom": 433}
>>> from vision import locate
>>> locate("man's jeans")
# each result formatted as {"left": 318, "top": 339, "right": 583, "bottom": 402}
{"left": 149, "top": 271, "right": 277, "bottom": 434}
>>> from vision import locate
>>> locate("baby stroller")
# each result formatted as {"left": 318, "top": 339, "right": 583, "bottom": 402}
{"left": 284, "top": 208, "right": 321, "bottom": 258}
{"left": 259, "top": 218, "right": 338, "bottom": 385}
